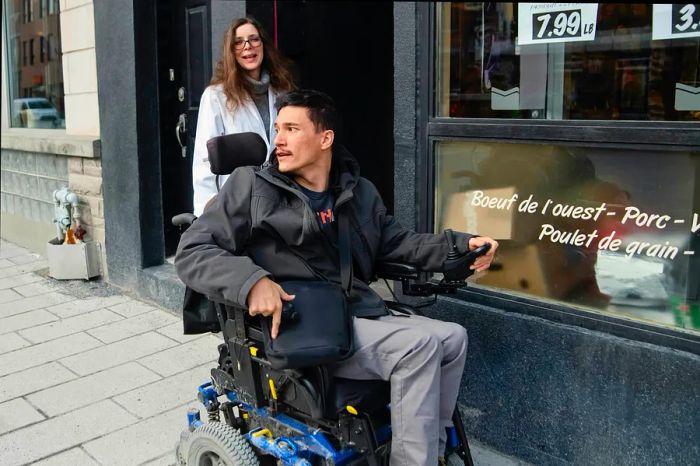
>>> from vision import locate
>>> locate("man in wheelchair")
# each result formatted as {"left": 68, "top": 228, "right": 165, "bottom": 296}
{"left": 175, "top": 89, "right": 497, "bottom": 466}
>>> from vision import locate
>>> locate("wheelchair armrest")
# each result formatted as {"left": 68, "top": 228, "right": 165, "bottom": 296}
{"left": 375, "top": 262, "right": 420, "bottom": 281}
{"left": 172, "top": 213, "right": 197, "bottom": 227}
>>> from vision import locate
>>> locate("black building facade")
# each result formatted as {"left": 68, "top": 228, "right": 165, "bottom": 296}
{"left": 94, "top": 2, "right": 699, "bottom": 464}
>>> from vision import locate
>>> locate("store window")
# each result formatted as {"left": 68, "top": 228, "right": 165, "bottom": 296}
{"left": 437, "top": 3, "right": 700, "bottom": 121}
{"left": 435, "top": 141, "right": 699, "bottom": 331}
{"left": 4, "top": 0, "right": 64, "bottom": 129}
{"left": 432, "top": 4, "right": 699, "bottom": 331}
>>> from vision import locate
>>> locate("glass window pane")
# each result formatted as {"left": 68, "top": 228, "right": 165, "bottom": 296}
{"left": 435, "top": 141, "right": 700, "bottom": 331}
{"left": 4, "top": 0, "right": 65, "bottom": 129}
{"left": 436, "top": 3, "right": 700, "bottom": 121}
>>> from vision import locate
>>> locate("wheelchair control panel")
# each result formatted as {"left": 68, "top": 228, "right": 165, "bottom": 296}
{"left": 376, "top": 229, "right": 492, "bottom": 297}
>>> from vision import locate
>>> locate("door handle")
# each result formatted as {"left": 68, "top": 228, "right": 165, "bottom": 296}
{"left": 175, "top": 113, "right": 187, "bottom": 158}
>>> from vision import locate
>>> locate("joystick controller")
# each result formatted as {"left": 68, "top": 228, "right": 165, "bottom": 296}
{"left": 442, "top": 229, "right": 492, "bottom": 282}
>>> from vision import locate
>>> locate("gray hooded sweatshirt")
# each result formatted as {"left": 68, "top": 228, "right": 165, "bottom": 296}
{"left": 175, "top": 146, "right": 473, "bottom": 317}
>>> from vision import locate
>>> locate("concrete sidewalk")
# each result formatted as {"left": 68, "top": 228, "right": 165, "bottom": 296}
{"left": 0, "top": 239, "right": 527, "bottom": 466}
{"left": 0, "top": 240, "right": 220, "bottom": 466}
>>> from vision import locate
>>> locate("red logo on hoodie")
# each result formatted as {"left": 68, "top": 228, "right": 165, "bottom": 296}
{"left": 317, "top": 208, "right": 334, "bottom": 224}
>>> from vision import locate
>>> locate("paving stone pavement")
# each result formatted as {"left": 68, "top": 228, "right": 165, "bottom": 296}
{"left": 0, "top": 240, "right": 218, "bottom": 466}
{"left": 0, "top": 239, "right": 528, "bottom": 466}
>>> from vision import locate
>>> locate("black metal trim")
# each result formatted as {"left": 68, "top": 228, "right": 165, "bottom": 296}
{"left": 428, "top": 119, "right": 700, "bottom": 147}
{"left": 416, "top": 2, "right": 433, "bottom": 234}
{"left": 449, "top": 285, "right": 700, "bottom": 356}
{"left": 428, "top": 134, "right": 698, "bottom": 153}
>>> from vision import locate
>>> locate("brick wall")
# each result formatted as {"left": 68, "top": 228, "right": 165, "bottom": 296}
{"left": 60, "top": 0, "right": 100, "bottom": 137}
{"left": 0, "top": 149, "right": 68, "bottom": 227}
{"left": 68, "top": 157, "right": 104, "bottom": 246}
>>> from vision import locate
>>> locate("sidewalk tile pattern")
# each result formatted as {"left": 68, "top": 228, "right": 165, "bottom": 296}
{"left": 0, "top": 289, "right": 23, "bottom": 304}
{"left": 83, "top": 406, "right": 185, "bottom": 466}
{"left": 0, "top": 260, "right": 49, "bottom": 279}
{"left": 1, "top": 292, "right": 74, "bottom": 318}
{"left": 0, "top": 362, "right": 77, "bottom": 403}
{"left": 12, "top": 281, "right": 61, "bottom": 297}
{"left": 60, "top": 332, "right": 178, "bottom": 376}
{"left": 45, "top": 295, "right": 130, "bottom": 319}
{"left": 113, "top": 363, "right": 211, "bottom": 419}
{"left": 107, "top": 300, "right": 159, "bottom": 318}
{"left": 0, "top": 309, "right": 58, "bottom": 334}
{"left": 19, "top": 308, "right": 124, "bottom": 344}
{"left": 0, "top": 332, "right": 31, "bottom": 354}
{"left": 27, "top": 362, "right": 162, "bottom": 417}
{"left": 87, "top": 309, "right": 179, "bottom": 344}
{"left": 0, "top": 398, "right": 45, "bottom": 435}
{"left": 138, "top": 336, "right": 220, "bottom": 377}
{"left": 0, "top": 332, "right": 102, "bottom": 377}
{"left": 0, "top": 400, "right": 136, "bottom": 465}
{"left": 31, "top": 448, "right": 100, "bottom": 466}
{"left": 0, "top": 240, "right": 204, "bottom": 466}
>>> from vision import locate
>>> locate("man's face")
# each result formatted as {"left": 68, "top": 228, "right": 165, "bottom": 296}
{"left": 273, "top": 106, "right": 329, "bottom": 174}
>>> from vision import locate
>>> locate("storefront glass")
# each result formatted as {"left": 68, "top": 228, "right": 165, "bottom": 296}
{"left": 3, "top": 0, "right": 64, "bottom": 129}
{"left": 433, "top": 3, "right": 699, "bottom": 331}
{"left": 435, "top": 141, "right": 699, "bottom": 331}
{"left": 436, "top": 3, "right": 700, "bottom": 121}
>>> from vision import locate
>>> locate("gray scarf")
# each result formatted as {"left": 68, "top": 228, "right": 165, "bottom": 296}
{"left": 247, "top": 70, "right": 271, "bottom": 140}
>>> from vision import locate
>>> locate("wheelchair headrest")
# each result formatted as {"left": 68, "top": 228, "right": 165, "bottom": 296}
{"left": 206, "top": 132, "right": 268, "bottom": 176}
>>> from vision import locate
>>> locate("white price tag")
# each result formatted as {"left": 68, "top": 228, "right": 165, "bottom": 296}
{"left": 518, "top": 3, "right": 598, "bottom": 46}
{"left": 652, "top": 4, "right": 700, "bottom": 40}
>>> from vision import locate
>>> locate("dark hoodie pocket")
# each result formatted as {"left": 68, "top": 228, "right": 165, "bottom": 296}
{"left": 256, "top": 195, "right": 307, "bottom": 247}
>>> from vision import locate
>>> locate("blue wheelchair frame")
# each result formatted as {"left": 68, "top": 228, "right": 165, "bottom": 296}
{"left": 186, "top": 357, "right": 467, "bottom": 465}
{"left": 187, "top": 382, "right": 390, "bottom": 465}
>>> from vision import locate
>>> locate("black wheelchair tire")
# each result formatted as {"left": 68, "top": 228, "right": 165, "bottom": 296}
{"left": 182, "top": 423, "right": 259, "bottom": 466}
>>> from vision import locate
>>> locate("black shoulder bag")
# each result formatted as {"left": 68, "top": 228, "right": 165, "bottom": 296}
{"left": 182, "top": 287, "right": 221, "bottom": 334}
{"left": 260, "top": 210, "right": 354, "bottom": 370}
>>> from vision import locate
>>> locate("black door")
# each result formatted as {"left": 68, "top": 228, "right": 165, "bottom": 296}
{"left": 157, "top": 0, "right": 211, "bottom": 256}
{"left": 248, "top": 1, "right": 395, "bottom": 211}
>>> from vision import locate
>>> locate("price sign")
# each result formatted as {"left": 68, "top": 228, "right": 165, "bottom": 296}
{"left": 518, "top": 3, "right": 598, "bottom": 46}
{"left": 653, "top": 4, "right": 700, "bottom": 40}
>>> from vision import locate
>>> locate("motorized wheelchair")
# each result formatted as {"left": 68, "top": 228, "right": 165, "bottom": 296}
{"left": 173, "top": 133, "right": 488, "bottom": 466}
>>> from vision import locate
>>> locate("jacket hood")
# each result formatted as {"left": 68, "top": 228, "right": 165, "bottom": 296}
{"left": 264, "top": 144, "right": 361, "bottom": 195}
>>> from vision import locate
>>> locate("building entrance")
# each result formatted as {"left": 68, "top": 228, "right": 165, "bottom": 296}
{"left": 157, "top": 0, "right": 211, "bottom": 256}
{"left": 249, "top": 1, "right": 395, "bottom": 210}
{"left": 157, "top": 1, "right": 395, "bottom": 256}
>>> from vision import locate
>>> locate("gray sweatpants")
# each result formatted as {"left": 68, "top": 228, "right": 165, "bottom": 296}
{"left": 329, "top": 313, "right": 468, "bottom": 466}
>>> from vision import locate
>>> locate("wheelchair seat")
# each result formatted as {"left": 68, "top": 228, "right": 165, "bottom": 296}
{"left": 216, "top": 302, "right": 390, "bottom": 421}
{"left": 328, "top": 378, "right": 390, "bottom": 418}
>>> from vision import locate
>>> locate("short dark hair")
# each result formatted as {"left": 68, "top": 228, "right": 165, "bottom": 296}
{"left": 276, "top": 89, "right": 341, "bottom": 135}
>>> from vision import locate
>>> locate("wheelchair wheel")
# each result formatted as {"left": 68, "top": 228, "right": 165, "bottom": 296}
{"left": 182, "top": 423, "right": 259, "bottom": 466}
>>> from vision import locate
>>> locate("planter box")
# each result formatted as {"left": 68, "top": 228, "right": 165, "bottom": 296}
{"left": 46, "top": 238, "right": 101, "bottom": 280}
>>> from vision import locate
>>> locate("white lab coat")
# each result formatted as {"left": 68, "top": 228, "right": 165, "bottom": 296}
{"left": 192, "top": 83, "right": 278, "bottom": 215}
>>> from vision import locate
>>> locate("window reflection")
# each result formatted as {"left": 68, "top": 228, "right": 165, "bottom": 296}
{"left": 5, "top": 0, "right": 65, "bottom": 129}
{"left": 437, "top": 2, "right": 700, "bottom": 121}
{"left": 435, "top": 141, "right": 699, "bottom": 331}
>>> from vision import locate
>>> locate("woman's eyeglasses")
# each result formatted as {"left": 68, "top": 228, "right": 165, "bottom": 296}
{"left": 234, "top": 35, "right": 262, "bottom": 50}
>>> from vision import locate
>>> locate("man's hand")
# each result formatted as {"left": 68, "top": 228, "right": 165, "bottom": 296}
{"left": 468, "top": 236, "right": 499, "bottom": 273}
{"left": 247, "top": 277, "right": 295, "bottom": 339}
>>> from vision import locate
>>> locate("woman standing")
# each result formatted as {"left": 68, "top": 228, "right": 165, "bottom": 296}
{"left": 193, "top": 17, "right": 294, "bottom": 215}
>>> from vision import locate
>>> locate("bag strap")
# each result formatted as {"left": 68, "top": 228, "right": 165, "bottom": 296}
{"left": 337, "top": 209, "right": 353, "bottom": 297}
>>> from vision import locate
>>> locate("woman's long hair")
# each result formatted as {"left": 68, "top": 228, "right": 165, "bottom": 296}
{"left": 211, "top": 17, "right": 295, "bottom": 110}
